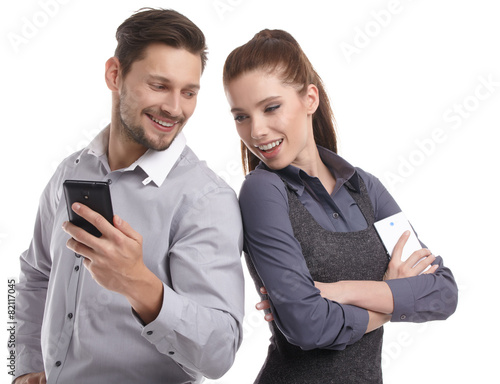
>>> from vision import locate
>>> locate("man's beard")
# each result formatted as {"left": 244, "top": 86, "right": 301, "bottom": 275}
{"left": 117, "top": 89, "right": 184, "bottom": 152}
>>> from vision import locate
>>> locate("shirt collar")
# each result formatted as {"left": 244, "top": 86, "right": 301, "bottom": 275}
{"left": 81, "top": 125, "right": 187, "bottom": 187}
{"left": 86, "top": 126, "right": 109, "bottom": 157}
{"left": 257, "top": 145, "right": 360, "bottom": 195}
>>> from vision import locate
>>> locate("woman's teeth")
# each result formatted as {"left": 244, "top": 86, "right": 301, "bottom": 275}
{"left": 257, "top": 139, "right": 283, "bottom": 151}
{"left": 151, "top": 116, "right": 175, "bottom": 127}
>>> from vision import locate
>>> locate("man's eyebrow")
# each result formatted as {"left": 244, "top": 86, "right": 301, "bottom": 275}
{"left": 148, "top": 74, "right": 200, "bottom": 90}
{"left": 230, "top": 96, "right": 280, "bottom": 113}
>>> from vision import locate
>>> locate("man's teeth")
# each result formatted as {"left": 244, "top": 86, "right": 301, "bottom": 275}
{"left": 151, "top": 116, "right": 175, "bottom": 127}
{"left": 257, "top": 139, "right": 283, "bottom": 151}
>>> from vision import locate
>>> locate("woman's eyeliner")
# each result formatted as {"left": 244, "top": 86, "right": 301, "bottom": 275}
{"left": 265, "top": 105, "right": 280, "bottom": 113}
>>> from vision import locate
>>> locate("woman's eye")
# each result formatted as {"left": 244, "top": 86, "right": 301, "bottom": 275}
{"left": 265, "top": 105, "right": 280, "bottom": 113}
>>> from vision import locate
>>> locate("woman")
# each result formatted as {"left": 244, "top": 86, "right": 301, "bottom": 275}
{"left": 223, "top": 29, "right": 458, "bottom": 383}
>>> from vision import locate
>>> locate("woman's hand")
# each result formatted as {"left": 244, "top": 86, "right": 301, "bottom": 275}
{"left": 384, "top": 230, "right": 438, "bottom": 280}
{"left": 255, "top": 287, "right": 274, "bottom": 322}
{"left": 255, "top": 231, "right": 440, "bottom": 322}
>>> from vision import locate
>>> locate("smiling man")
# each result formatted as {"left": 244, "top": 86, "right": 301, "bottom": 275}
{"left": 14, "top": 9, "right": 244, "bottom": 384}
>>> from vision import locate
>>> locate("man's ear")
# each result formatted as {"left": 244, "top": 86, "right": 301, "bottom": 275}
{"left": 105, "top": 57, "right": 121, "bottom": 91}
{"left": 305, "top": 84, "right": 320, "bottom": 115}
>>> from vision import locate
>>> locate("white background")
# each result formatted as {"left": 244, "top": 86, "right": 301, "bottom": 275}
{"left": 1, "top": 0, "right": 499, "bottom": 383}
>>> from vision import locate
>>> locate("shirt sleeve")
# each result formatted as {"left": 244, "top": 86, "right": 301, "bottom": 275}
{"left": 240, "top": 170, "right": 369, "bottom": 351}
{"left": 14, "top": 171, "right": 63, "bottom": 380}
{"left": 359, "top": 168, "right": 459, "bottom": 322}
{"left": 137, "top": 185, "right": 245, "bottom": 380}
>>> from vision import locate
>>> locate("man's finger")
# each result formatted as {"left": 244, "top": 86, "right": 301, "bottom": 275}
{"left": 62, "top": 221, "right": 97, "bottom": 251}
{"left": 65, "top": 235, "right": 96, "bottom": 261}
{"left": 72, "top": 202, "right": 115, "bottom": 238}
{"left": 113, "top": 215, "right": 142, "bottom": 243}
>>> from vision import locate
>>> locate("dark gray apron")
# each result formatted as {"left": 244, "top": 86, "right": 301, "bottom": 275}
{"left": 245, "top": 175, "right": 389, "bottom": 383}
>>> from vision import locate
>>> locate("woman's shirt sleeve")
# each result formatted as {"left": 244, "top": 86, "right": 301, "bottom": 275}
{"left": 358, "top": 168, "right": 459, "bottom": 323}
{"left": 239, "top": 169, "right": 369, "bottom": 351}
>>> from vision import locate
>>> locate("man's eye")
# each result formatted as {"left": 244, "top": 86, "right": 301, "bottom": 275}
{"left": 152, "top": 84, "right": 165, "bottom": 90}
{"left": 234, "top": 115, "right": 248, "bottom": 123}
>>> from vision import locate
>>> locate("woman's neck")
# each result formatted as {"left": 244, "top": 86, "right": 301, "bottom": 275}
{"left": 292, "top": 146, "right": 336, "bottom": 195}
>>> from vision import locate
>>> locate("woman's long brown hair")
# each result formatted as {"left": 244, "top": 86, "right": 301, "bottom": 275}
{"left": 223, "top": 29, "right": 338, "bottom": 174}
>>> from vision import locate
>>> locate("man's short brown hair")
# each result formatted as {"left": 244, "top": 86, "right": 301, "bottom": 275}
{"left": 115, "top": 8, "right": 208, "bottom": 78}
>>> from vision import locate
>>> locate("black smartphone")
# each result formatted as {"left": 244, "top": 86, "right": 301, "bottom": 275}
{"left": 63, "top": 180, "right": 114, "bottom": 237}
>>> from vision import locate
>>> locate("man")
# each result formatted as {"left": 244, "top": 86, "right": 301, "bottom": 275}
{"left": 14, "top": 8, "right": 244, "bottom": 384}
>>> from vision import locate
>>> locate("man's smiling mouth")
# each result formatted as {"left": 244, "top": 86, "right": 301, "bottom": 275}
{"left": 148, "top": 114, "right": 176, "bottom": 127}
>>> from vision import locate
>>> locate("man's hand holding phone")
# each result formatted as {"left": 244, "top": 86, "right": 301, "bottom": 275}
{"left": 62, "top": 181, "right": 164, "bottom": 325}
{"left": 62, "top": 202, "right": 145, "bottom": 293}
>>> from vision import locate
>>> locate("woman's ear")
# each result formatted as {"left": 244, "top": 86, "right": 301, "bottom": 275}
{"left": 105, "top": 57, "right": 121, "bottom": 92}
{"left": 305, "top": 84, "right": 320, "bottom": 115}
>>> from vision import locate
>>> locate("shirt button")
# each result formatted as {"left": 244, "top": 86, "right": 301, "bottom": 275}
{"left": 168, "top": 351, "right": 175, "bottom": 355}
{"left": 68, "top": 313, "right": 73, "bottom": 319}
{"left": 400, "top": 314, "right": 407, "bottom": 320}
{"left": 74, "top": 266, "right": 80, "bottom": 272}
{"left": 146, "top": 331, "right": 153, "bottom": 335}
{"left": 332, "top": 212, "right": 339, "bottom": 219}
{"left": 55, "top": 361, "right": 62, "bottom": 367}
{"left": 107, "top": 179, "right": 113, "bottom": 185}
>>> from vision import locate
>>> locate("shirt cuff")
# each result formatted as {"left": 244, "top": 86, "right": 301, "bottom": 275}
{"left": 130, "top": 283, "right": 183, "bottom": 350}
{"left": 385, "top": 278, "right": 415, "bottom": 322}
{"left": 344, "top": 304, "right": 369, "bottom": 344}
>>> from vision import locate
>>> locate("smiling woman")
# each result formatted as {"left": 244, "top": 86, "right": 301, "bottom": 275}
{"left": 224, "top": 29, "right": 337, "bottom": 175}
{"left": 226, "top": 71, "right": 318, "bottom": 171}
{"left": 223, "top": 29, "right": 458, "bottom": 383}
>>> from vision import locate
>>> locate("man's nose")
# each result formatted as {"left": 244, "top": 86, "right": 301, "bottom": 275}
{"left": 161, "top": 92, "right": 182, "bottom": 117}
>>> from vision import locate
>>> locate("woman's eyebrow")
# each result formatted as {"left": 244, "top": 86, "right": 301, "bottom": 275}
{"left": 231, "top": 96, "right": 281, "bottom": 113}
